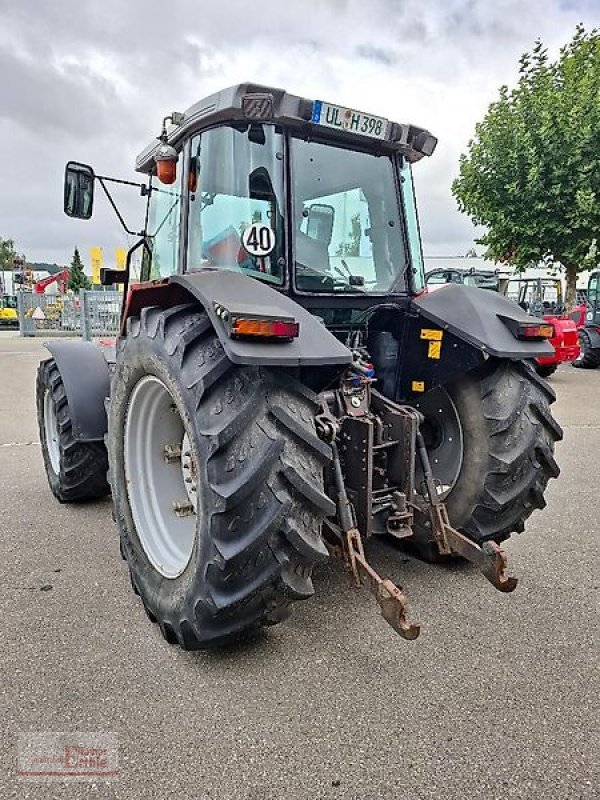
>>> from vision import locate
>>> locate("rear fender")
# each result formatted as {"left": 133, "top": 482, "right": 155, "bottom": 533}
{"left": 122, "top": 273, "right": 352, "bottom": 368}
{"left": 44, "top": 341, "right": 110, "bottom": 441}
{"left": 170, "top": 271, "right": 353, "bottom": 368}
{"left": 393, "top": 285, "right": 555, "bottom": 400}
{"left": 412, "top": 285, "right": 554, "bottom": 359}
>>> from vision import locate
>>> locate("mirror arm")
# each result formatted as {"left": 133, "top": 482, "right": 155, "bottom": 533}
{"left": 96, "top": 176, "right": 144, "bottom": 237}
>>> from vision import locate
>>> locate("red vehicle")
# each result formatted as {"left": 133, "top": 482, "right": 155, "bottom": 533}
{"left": 506, "top": 278, "right": 580, "bottom": 378}
{"left": 573, "top": 270, "right": 600, "bottom": 369}
{"left": 34, "top": 268, "right": 70, "bottom": 294}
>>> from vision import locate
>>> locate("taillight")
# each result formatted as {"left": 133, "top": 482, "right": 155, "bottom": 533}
{"left": 214, "top": 302, "right": 300, "bottom": 341}
{"left": 516, "top": 322, "right": 554, "bottom": 339}
{"left": 230, "top": 317, "right": 300, "bottom": 340}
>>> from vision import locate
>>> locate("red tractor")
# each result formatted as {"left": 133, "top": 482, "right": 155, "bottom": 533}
{"left": 573, "top": 270, "right": 600, "bottom": 368}
{"left": 506, "top": 277, "right": 580, "bottom": 378}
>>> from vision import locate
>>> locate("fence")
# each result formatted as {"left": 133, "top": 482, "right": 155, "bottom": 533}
{"left": 17, "top": 290, "right": 122, "bottom": 338}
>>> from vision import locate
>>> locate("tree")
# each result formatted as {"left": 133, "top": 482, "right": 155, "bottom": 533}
{"left": 452, "top": 26, "right": 600, "bottom": 308}
{"left": 336, "top": 213, "right": 362, "bottom": 257}
{"left": 68, "top": 247, "right": 91, "bottom": 291}
{"left": 0, "top": 237, "right": 23, "bottom": 270}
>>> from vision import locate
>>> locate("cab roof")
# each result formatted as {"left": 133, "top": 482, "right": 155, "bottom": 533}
{"left": 135, "top": 82, "right": 437, "bottom": 173}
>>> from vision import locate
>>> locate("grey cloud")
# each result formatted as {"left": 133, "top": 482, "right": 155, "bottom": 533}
{"left": 0, "top": 0, "right": 597, "bottom": 264}
{"left": 355, "top": 45, "right": 398, "bottom": 66}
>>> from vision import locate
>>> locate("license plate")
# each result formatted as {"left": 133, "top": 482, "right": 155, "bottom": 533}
{"left": 312, "top": 101, "right": 388, "bottom": 140}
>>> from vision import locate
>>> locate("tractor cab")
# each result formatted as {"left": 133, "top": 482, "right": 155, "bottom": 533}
{"left": 574, "top": 270, "right": 600, "bottom": 368}
{"left": 425, "top": 267, "right": 503, "bottom": 292}
{"left": 506, "top": 277, "right": 564, "bottom": 316}
{"left": 585, "top": 271, "right": 600, "bottom": 326}
{"left": 131, "top": 85, "right": 436, "bottom": 308}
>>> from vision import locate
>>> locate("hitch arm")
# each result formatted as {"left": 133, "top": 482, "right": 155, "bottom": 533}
{"left": 345, "top": 527, "right": 420, "bottom": 640}
{"left": 329, "top": 442, "right": 420, "bottom": 641}
{"left": 430, "top": 505, "right": 518, "bottom": 593}
{"left": 416, "top": 430, "right": 517, "bottom": 593}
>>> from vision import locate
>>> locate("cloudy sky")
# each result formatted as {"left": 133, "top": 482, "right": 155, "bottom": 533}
{"left": 0, "top": 0, "right": 598, "bottom": 267}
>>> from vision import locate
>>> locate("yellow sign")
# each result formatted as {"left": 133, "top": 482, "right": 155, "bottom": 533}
{"left": 115, "top": 248, "right": 127, "bottom": 270}
{"left": 427, "top": 341, "right": 442, "bottom": 359}
{"left": 420, "top": 328, "right": 443, "bottom": 341}
{"left": 114, "top": 247, "right": 127, "bottom": 290}
{"left": 411, "top": 380, "right": 425, "bottom": 392}
{"left": 90, "top": 247, "right": 103, "bottom": 285}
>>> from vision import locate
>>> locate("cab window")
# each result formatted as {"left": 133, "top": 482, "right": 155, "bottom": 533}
{"left": 589, "top": 275, "right": 599, "bottom": 305}
{"left": 146, "top": 155, "right": 183, "bottom": 279}
{"left": 186, "top": 125, "right": 285, "bottom": 285}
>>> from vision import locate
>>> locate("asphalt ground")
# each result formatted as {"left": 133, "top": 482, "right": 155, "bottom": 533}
{"left": 1, "top": 333, "right": 598, "bottom": 800}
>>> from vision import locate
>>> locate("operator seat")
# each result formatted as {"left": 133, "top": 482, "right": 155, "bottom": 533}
{"left": 296, "top": 229, "right": 331, "bottom": 273}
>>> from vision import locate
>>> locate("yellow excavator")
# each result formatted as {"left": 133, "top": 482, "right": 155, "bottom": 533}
{"left": 0, "top": 295, "right": 18, "bottom": 328}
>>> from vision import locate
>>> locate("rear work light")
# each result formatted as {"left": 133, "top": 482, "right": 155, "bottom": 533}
{"left": 516, "top": 322, "right": 554, "bottom": 340}
{"left": 214, "top": 302, "right": 300, "bottom": 341}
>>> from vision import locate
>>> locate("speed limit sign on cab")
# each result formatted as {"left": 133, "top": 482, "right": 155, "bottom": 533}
{"left": 241, "top": 223, "right": 276, "bottom": 257}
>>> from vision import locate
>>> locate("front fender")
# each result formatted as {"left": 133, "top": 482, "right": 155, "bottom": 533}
{"left": 412, "top": 285, "right": 554, "bottom": 359}
{"left": 44, "top": 340, "right": 110, "bottom": 441}
{"left": 171, "top": 271, "right": 352, "bottom": 367}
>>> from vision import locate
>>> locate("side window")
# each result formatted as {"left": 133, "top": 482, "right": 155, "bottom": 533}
{"left": 588, "top": 275, "right": 599, "bottom": 305}
{"left": 186, "top": 125, "right": 285, "bottom": 285}
{"left": 400, "top": 160, "right": 425, "bottom": 292}
{"left": 506, "top": 281, "right": 520, "bottom": 302}
{"left": 146, "top": 155, "right": 183, "bottom": 279}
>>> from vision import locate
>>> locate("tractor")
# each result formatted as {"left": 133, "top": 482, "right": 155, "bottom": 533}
{"left": 505, "top": 277, "right": 580, "bottom": 378}
{"left": 573, "top": 270, "right": 600, "bottom": 369}
{"left": 37, "top": 84, "right": 562, "bottom": 648}
{"left": 424, "top": 266, "right": 506, "bottom": 292}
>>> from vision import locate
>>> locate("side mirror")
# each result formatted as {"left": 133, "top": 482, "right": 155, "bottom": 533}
{"left": 64, "top": 161, "right": 95, "bottom": 219}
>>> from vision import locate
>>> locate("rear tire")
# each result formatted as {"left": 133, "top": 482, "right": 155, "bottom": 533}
{"left": 109, "top": 304, "right": 334, "bottom": 649}
{"left": 36, "top": 359, "right": 110, "bottom": 502}
{"left": 414, "top": 359, "right": 562, "bottom": 546}
{"left": 573, "top": 328, "right": 600, "bottom": 369}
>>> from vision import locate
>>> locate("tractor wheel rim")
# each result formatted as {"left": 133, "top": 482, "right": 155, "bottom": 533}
{"left": 43, "top": 389, "right": 60, "bottom": 474}
{"left": 124, "top": 375, "right": 196, "bottom": 579}
{"left": 413, "top": 387, "right": 464, "bottom": 500}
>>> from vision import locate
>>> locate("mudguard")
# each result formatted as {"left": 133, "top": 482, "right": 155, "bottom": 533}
{"left": 171, "top": 271, "right": 352, "bottom": 367}
{"left": 44, "top": 340, "right": 110, "bottom": 441}
{"left": 412, "top": 284, "right": 554, "bottom": 359}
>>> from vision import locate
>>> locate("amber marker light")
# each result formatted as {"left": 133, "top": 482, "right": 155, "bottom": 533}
{"left": 231, "top": 317, "right": 300, "bottom": 340}
{"left": 516, "top": 322, "right": 554, "bottom": 339}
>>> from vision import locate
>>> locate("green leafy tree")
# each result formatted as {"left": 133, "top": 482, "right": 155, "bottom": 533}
{"left": 452, "top": 26, "right": 600, "bottom": 308}
{"left": 68, "top": 247, "right": 91, "bottom": 291}
{"left": 336, "top": 213, "right": 362, "bottom": 257}
{"left": 0, "top": 237, "right": 24, "bottom": 270}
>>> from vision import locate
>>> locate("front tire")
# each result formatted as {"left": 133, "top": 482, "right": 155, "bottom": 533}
{"left": 573, "top": 328, "right": 600, "bottom": 369}
{"left": 36, "top": 359, "right": 110, "bottom": 502}
{"left": 414, "top": 359, "right": 562, "bottom": 545}
{"left": 109, "top": 304, "right": 334, "bottom": 649}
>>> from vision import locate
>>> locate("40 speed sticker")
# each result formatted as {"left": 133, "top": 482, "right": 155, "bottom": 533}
{"left": 242, "top": 223, "right": 276, "bottom": 257}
